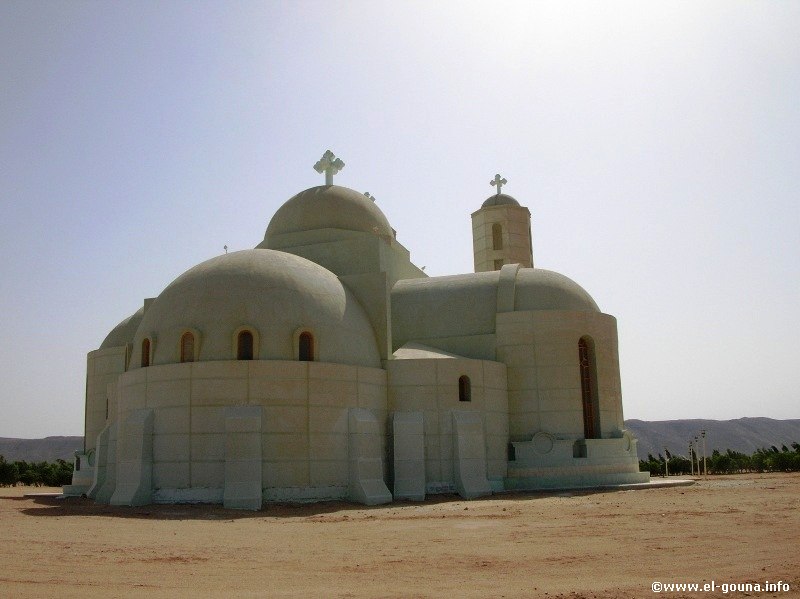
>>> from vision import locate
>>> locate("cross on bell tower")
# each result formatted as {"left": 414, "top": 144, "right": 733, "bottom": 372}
{"left": 314, "top": 150, "right": 345, "bottom": 185}
{"left": 490, "top": 174, "right": 507, "bottom": 195}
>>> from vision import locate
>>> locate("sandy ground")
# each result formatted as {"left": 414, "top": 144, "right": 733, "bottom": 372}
{"left": 0, "top": 473, "right": 798, "bottom": 599}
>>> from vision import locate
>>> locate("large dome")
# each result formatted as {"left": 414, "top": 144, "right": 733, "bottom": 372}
{"left": 130, "top": 249, "right": 380, "bottom": 368}
{"left": 263, "top": 185, "right": 393, "bottom": 246}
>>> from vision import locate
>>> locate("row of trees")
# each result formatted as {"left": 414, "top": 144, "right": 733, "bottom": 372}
{"left": 0, "top": 455, "right": 74, "bottom": 487}
{"left": 640, "top": 443, "right": 800, "bottom": 476}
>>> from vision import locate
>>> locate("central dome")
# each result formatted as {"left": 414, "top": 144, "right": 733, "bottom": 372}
{"left": 263, "top": 185, "right": 393, "bottom": 246}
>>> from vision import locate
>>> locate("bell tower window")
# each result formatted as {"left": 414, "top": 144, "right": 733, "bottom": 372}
{"left": 492, "top": 223, "right": 503, "bottom": 250}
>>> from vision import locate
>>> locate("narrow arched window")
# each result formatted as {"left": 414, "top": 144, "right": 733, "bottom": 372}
{"left": 492, "top": 223, "right": 503, "bottom": 250}
{"left": 237, "top": 330, "right": 254, "bottom": 360}
{"left": 299, "top": 331, "right": 314, "bottom": 362}
{"left": 579, "top": 337, "right": 599, "bottom": 439}
{"left": 180, "top": 332, "right": 195, "bottom": 363}
{"left": 458, "top": 375, "right": 471, "bottom": 402}
{"left": 141, "top": 338, "right": 151, "bottom": 368}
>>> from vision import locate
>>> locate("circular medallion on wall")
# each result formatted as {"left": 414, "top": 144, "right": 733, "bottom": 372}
{"left": 532, "top": 431, "right": 555, "bottom": 455}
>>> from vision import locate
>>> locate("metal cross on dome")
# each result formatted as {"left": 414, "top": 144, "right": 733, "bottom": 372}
{"left": 314, "top": 150, "right": 345, "bottom": 185}
{"left": 491, "top": 174, "right": 507, "bottom": 195}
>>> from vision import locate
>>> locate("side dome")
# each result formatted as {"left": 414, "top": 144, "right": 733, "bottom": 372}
{"left": 99, "top": 306, "right": 144, "bottom": 350}
{"left": 263, "top": 185, "right": 393, "bottom": 246}
{"left": 481, "top": 193, "right": 520, "bottom": 208}
{"left": 130, "top": 249, "right": 380, "bottom": 368}
{"left": 514, "top": 268, "right": 600, "bottom": 312}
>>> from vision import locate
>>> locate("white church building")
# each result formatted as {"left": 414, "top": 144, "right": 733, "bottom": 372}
{"left": 66, "top": 151, "right": 648, "bottom": 509}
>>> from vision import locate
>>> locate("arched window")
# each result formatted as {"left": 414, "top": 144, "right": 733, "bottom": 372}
{"left": 492, "top": 223, "right": 503, "bottom": 250}
{"left": 141, "top": 338, "right": 151, "bottom": 368}
{"left": 578, "top": 337, "right": 600, "bottom": 439}
{"left": 180, "top": 332, "right": 195, "bottom": 363}
{"left": 299, "top": 331, "right": 314, "bottom": 362}
{"left": 237, "top": 330, "right": 254, "bottom": 360}
{"left": 458, "top": 375, "right": 471, "bottom": 402}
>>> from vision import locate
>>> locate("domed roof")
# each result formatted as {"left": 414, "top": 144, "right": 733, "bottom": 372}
{"left": 263, "top": 185, "right": 393, "bottom": 246}
{"left": 481, "top": 193, "right": 520, "bottom": 208}
{"left": 100, "top": 306, "right": 144, "bottom": 350}
{"left": 514, "top": 269, "right": 599, "bottom": 312}
{"left": 391, "top": 267, "right": 598, "bottom": 349}
{"left": 131, "top": 249, "right": 380, "bottom": 368}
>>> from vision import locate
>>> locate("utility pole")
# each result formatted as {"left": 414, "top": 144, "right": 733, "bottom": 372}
{"left": 701, "top": 429, "right": 707, "bottom": 476}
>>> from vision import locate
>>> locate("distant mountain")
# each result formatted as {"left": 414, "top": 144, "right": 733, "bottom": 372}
{"left": 625, "top": 418, "right": 800, "bottom": 460}
{"left": 0, "top": 436, "right": 83, "bottom": 463}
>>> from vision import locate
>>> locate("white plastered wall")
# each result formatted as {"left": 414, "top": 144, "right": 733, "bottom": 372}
{"left": 85, "top": 346, "right": 128, "bottom": 452}
{"left": 112, "top": 360, "right": 387, "bottom": 503}
{"left": 496, "top": 310, "right": 623, "bottom": 442}
{"left": 387, "top": 358, "right": 508, "bottom": 491}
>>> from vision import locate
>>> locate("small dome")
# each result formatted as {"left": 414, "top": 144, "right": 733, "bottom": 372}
{"left": 514, "top": 269, "right": 599, "bottom": 312}
{"left": 481, "top": 193, "right": 520, "bottom": 208}
{"left": 131, "top": 249, "right": 380, "bottom": 368}
{"left": 263, "top": 185, "right": 393, "bottom": 246}
{"left": 100, "top": 306, "right": 144, "bottom": 349}
{"left": 392, "top": 268, "right": 599, "bottom": 349}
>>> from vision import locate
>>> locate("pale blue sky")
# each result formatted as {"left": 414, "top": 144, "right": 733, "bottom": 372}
{"left": 1, "top": 1, "right": 798, "bottom": 438}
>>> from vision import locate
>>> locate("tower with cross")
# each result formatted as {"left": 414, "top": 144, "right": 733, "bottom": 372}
{"left": 470, "top": 174, "right": 534, "bottom": 272}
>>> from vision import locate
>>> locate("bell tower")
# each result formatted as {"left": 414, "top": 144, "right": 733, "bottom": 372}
{"left": 471, "top": 174, "right": 533, "bottom": 272}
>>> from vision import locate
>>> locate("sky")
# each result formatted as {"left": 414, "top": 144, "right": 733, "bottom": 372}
{"left": 1, "top": 1, "right": 798, "bottom": 439}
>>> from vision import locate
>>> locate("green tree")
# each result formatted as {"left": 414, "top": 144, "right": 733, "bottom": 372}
{"left": 0, "top": 456, "right": 20, "bottom": 486}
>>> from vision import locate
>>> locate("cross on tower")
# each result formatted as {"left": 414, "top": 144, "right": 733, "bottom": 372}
{"left": 490, "top": 174, "right": 507, "bottom": 195}
{"left": 314, "top": 150, "right": 345, "bottom": 185}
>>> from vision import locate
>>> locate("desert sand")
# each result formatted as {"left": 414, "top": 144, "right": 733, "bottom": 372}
{"left": 1, "top": 473, "right": 798, "bottom": 598}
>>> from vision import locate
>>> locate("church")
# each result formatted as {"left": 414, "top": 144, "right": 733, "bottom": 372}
{"left": 65, "top": 151, "right": 648, "bottom": 509}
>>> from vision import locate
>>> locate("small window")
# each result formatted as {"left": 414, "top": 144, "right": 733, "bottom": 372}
{"left": 458, "top": 375, "right": 471, "bottom": 402}
{"left": 492, "top": 223, "right": 503, "bottom": 250}
{"left": 494, "top": 259, "right": 503, "bottom": 271}
{"left": 141, "top": 338, "right": 151, "bottom": 368}
{"left": 299, "top": 331, "right": 314, "bottom": 362}
{"left": 237, "top": 330, "right": 254, "bottom": 360}
{"left": 180, "top": 332, "right": 195, "bottom": 363}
